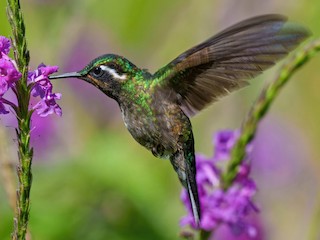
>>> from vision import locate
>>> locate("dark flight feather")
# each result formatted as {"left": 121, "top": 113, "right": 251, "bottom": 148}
{"left": 154, "top": 14, "right": 310, "bottom": 115}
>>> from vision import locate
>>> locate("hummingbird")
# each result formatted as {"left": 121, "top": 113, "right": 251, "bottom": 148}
{"left": 50, "top": 14, "right": 310, "bottom": 225}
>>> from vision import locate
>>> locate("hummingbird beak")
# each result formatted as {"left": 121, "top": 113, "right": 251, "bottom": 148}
{"left": 49, "top": 72, "right": 82, "bottom": 80}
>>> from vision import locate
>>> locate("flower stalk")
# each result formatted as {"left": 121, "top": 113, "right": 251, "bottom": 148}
{"left": 222, "top": 38, "right": 320, "bottom": 189}
{"left": 6, "top": 0, "right": 32, "bottom": 239}
{"left": 3, "top": 0, "right": 60, "bottom": 237}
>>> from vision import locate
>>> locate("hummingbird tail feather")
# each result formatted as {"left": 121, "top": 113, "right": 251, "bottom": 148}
{"left": 186, "top": 171, "right": 201, "bottom": 226}
{"left": 170, "top": 148, "right": 201, "bottom": 226}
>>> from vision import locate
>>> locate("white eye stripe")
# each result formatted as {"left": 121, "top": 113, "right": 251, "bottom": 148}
{"left": 100, "top": 65, "right": 127, "bottom": 80}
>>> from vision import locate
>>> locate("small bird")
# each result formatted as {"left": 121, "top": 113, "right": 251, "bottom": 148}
{"left": 50, "top": 14, "right": 310, "bottom": 225}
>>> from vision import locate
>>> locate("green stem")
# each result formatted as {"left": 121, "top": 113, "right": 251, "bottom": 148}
{"left": 222, "top": 39, "right": 320, "bottom": 189}
{"left": 199, "top": 229, "right": 211, "bottom": 240}
{"left": 6, "top": 0, "right": 33, "bottom": 239}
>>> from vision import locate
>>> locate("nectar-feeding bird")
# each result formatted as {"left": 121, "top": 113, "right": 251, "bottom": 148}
{"left": 50, "top": 14, "right": 310, "bottom": 225}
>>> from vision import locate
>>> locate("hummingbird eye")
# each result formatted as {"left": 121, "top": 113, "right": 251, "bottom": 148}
{"left": 91, "top": 67, "right": 104, "bottom": 78}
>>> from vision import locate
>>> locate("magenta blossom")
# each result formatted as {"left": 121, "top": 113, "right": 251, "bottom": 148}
{"left": 0, "top": 57, "right": 22, "bottom": 96}
{"left": 0, "top": 35, "right": 61, "bottom": 117}
{"left": 28, "top": 63, "right": 61, "bottom": 117}
{"left": 28, "top": 63, "right": 59, "bottom": 98}
{"left": 214, "top": 215, "right": 265, "bottom": 240}
{"left": 213, "top": 130, "right": 240, "bottom": 161}
{"left": 27, "top": 63, "right": 62, "bottom": 117}
{"left": 0, "top": 36, "right": 22, "bottom": 115}
{"left": 0, "top": 37, "right": 21, "bottom": 97}
{"left": 180, "top": 130, "right": 259, "bottom": 238}
{"left": 33, "top": 92, "right": 62, "bottom": 117}
{"left": 0, "top": 36, "right": 11, "bottom": 56}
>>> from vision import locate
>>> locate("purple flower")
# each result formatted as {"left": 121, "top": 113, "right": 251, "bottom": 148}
{"left": 0, "top": 58, "right": 22, "bottom": 95}
{"left": 28, "top": 63, "right": 59, "bottom": 98}
{"left": 213, "top": 130, "right": 240, "bottom": 161}
{"left": 0, "top": 36, "right": 11, "bottom": 56}
{"left": 33, "top": 92, "right": 62, "bottom": 117}
{"left": 0, "top": 37, "right": 61, "bottom": 117}
{"left": 214, "top": 215, "right": 265, "bottom": 240}
{"left": 28, "top": 63, "right": 61, "bottom": 117}
{"left": 0, "top": 36, "right": 20, "bottom": 100}
{"left": 0, "top": 34, "right": 62, "bottom": 158}
{"left": 180, "top": 130, "right": 258, "bottom": 238}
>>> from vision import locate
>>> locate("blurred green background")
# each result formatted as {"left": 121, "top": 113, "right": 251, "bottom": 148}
{"left": 1, "top": 0, "right": 320, "bottom": 239}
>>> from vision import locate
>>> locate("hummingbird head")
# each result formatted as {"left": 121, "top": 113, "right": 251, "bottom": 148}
{"left": 50, "top": 54, "right": 140, "bottom": 100}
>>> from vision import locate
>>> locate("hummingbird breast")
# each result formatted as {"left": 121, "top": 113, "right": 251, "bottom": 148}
{"left": 119, "top": 89, "right": 191, "bottom": 159}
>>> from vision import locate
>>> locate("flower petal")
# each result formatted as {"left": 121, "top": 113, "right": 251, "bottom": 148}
{"left": 0, "top": 36, "right": 11, "bottom": 55}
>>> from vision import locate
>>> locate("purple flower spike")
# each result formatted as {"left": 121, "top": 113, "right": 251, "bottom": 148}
{"left": 0, "top": 58, "right": 22, "bottom": 95}
{"left": 0, "top": 36, "right": 11, "bottom": 56}
{"left": 181, "top": 129, "right": 258, "bottom": 238}
{"left": 0, "top": 35, "right": 62, "bottom": 118}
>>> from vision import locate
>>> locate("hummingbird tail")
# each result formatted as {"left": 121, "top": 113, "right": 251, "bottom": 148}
{"left": 170, "top": 147, "right": 201, "bottom": 226}
{"left": 186, "top": 168, "right": 201, "bottom": 226}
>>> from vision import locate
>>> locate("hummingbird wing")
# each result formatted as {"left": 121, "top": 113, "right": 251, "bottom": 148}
{"left": 153, "top": 14, "right": 310, "bottom": 115}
